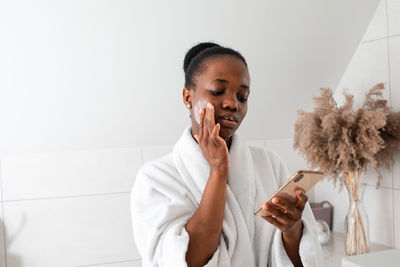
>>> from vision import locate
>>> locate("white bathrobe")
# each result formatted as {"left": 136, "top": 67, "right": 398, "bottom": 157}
{"left": 131, "top": 127, "right": 324, "bottom": 267}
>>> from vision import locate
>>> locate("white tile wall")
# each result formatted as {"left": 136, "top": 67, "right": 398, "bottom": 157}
{"left": 3, "top": 193, "right": 139, "bottom": 267}
{"left": 387, "top": 0, "right": 400, "bottom": 36}
{"left": 362, "top": 0, "right": 387, "bottom": 42}
{"left": 314, "top": 179, "right": 349, "bottom": 233}
{"left": 1, "top": 148, "right": 142, "bottom": 201}
{"left": 0, "top": 157, "right": 3, "bottom": 202}
{"left": 0, "top": 156, "right": 6, "bottom": 267}
{"left": 88, "top": 260, "right": 142, "bottom": 267}
{"left": 393, "top": 151, "right": 400, "bottom": 190}
{"left": 335, "top": 38, "right": 389, "bottom": 109}
{"left": 0, "top": 205, "right": 6, "bottom": 267}
{"left": 389, "top": 35, "right": 400, "bottom": 111}
{"left": 389, "top": 35, "right": 400, "bottom": 190}
{"left": 315, "top": 0, "right": 400, "bottom": 250}
{"left": 394, "top": 190, "right": 400, "bottom": 248}
{"left": 142, "top": 145, "right": 173, "bottom": 164}
{"left": 314, "top": 181, "right": 395, "bottom": 247}
{"left": 363, "top": 186, "right": 394, "bottom": 246}
{"left": 363, "top": 166, "right": 393, "bottom": 188}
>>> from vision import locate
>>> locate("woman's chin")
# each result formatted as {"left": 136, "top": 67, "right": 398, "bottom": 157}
{"left": 219, "top": 127, "right": 236, "bottom": 141}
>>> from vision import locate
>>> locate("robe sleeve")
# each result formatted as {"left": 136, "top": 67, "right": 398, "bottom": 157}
{"left": 131, "top": 159, "right": 221, "bottom": 267}
{"left": 266, "top": 149, "right": 324, "bottom": 267}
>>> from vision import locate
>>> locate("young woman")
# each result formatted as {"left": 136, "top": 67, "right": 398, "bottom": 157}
{"left": 131, "top": 42, "right": 323, "bottom": 267}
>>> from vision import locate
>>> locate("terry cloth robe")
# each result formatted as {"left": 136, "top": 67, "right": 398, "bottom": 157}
{"left": 131, "top": 126, "right": 324, "bottom": 267}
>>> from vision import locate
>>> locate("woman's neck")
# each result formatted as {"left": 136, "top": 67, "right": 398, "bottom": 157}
{"left": 225, "top": 137, "right": 232, "bottom": 150}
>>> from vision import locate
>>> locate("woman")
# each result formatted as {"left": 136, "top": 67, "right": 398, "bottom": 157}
{"left": 131, "top": 42, "right": 323, "bottom": 267}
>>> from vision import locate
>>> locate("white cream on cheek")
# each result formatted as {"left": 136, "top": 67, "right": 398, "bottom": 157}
{"left": 193, "top": 98, "right": 209, "bottom": 124}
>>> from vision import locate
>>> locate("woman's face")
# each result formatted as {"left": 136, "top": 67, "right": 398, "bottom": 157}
{"left": 184, "top": 55, "right": 250, "bottom": 142}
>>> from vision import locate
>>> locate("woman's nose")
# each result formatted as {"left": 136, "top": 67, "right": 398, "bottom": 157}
{"left": 222, "top": 96, "right": 238, "bottom": 111}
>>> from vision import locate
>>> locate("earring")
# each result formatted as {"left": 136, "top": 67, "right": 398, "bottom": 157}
{"left": 186, "top": 103, "right": 191, "bottom": 109}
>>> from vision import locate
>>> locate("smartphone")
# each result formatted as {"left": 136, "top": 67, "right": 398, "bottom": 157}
{"left": 254, "top": 170, "right": 325, "bottom": 216}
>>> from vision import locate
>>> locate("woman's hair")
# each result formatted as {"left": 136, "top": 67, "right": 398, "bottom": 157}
{"left": 183, "top": 42, "right": 247, "bottom": 88}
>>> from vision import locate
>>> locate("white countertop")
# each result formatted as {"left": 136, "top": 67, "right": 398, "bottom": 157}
{"left": 342, "top": 249, "right": 400, "bottom": 267}
{"left": 321, "top": 232, "right": 391, "bottom": 267}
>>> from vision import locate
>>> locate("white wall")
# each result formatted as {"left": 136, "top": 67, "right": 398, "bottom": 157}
{"left": 0, "top": 0, "right": 385, "bottom": 266}
{"left": 313, "top": 0, "right": 400, "bottom": 249}
{"left": 0, "top": 0, "right": 379, "bottom": 154}
{"left": 0, "top": 148, "right": 143, "bottom": 267}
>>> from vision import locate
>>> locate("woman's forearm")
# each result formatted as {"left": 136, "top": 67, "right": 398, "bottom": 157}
{"left": 282, "top": 220, "right": 303, "bottom": 267}
{"left": 185, "top": 168, "right": 228, "bottom": 266}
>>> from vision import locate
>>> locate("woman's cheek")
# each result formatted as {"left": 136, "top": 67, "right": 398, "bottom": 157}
{"left": 193, "top": 98, "right": 209, "bottom": 124}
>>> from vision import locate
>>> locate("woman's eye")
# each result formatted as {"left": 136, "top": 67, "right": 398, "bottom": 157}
{"left": 209, "top": 90, "right": 224, "bottom": 96}
{"left": 238, "top": 96, "right": 248, "bottom": 102}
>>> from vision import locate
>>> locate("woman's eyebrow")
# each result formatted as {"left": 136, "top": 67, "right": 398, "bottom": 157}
{"left": 212, "top": 78, "right": 229, "bottom": 84}
{"left": 212, "top": 78, "right": 249, "bottom": 89}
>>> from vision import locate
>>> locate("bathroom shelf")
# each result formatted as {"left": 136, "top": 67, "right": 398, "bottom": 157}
{"left": 321, "top": 231, "right": 391, "bottom": 267}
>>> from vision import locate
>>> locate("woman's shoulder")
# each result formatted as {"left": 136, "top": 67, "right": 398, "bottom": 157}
{"left": 140, "top": 152, "right": 175, "bottom": 174}
{"left": 134, "top": 152, "right": 188, "bottom": 194}
{"left": 137, "top": 152, "right": 179, "bottom": 182}
{"left": 247, "top": 143, "right": 284, "bottom": 165}
{"left": 247, "top": 143, "right": 289, "bottom": 185}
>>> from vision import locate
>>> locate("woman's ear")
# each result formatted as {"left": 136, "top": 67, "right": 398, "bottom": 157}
{"left": 182, "top": 88, "right": 192, "bottom": 109}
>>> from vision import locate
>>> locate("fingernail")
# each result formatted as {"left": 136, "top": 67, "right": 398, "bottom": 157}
{"left": 207, "top": 103, "right": 212, "bottom": 109}
{"left": 272, "top": 198, "right": 279, "bottom": 204}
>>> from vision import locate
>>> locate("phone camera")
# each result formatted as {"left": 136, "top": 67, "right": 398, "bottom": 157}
{"left": 294, "top": 174, "right": 304, "bottom": 182}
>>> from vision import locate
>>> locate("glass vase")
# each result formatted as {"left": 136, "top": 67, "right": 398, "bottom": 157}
{"left": 344, "top": 171, "right": 370, "bottom": 256}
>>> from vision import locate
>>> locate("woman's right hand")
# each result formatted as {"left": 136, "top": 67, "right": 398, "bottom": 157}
{"left": 194, "top": 103, "right": 230, "bottom": 174}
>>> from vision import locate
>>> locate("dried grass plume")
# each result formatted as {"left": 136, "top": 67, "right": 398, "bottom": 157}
{"left": 294, "top": 83, "right": 400, "bottom": 187}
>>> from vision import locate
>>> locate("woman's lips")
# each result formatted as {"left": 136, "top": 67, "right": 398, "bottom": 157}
{"left": 217, "top": 118, "right": 237, "bottom": 128}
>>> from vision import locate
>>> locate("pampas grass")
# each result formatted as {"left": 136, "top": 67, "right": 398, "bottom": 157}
{"left": 294, "top": 83, "right": 400, "bottom": 187}
{"left": 294, "top": 83, "right": 400, "bottom": 255}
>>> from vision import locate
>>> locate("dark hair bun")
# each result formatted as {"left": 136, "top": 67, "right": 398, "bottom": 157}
{"left": 183, "top": 42, "right": 220, "bottom": 73}
{"left": 183, "top": 42, "right": 247, "bottom": 88}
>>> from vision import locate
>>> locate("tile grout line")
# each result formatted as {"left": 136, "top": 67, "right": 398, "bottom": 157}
{"left": 385, "top": 0, "right": 392, "bottom": 109}
{"left": 365, "top": 183, "right": 386, "bottom": 189}
{"left": 3, "top": 146, "right": 144, "bottom": 157}
{"left": 73, "top": 259, "right": 141, "bottom": 267}
{"left": 365, "top": 184, "right": 400, "bottom": 191}
{"left": 384, "top": 0, "right": 396, "bottom": 248}
{"left": 3, "top": 191, "right": 131, "bottom": 203}
{"left": 0, "top": 157, "right": 8, "bottom": 266}
{"left": 359, "top": 33, "right": 400, "bottom": 45}
{"left": 393, "top": 183, "right": 396, "bottom": 248}
{"left": 388, "top": 33, "right": 400, "bottom": 39}
{"left": 361, "top": 36, "right": 388, "bottom": 44}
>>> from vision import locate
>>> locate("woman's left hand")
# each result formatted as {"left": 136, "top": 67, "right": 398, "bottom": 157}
{"left": 261, "top": 188, "right": 307, "bottom": 234}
